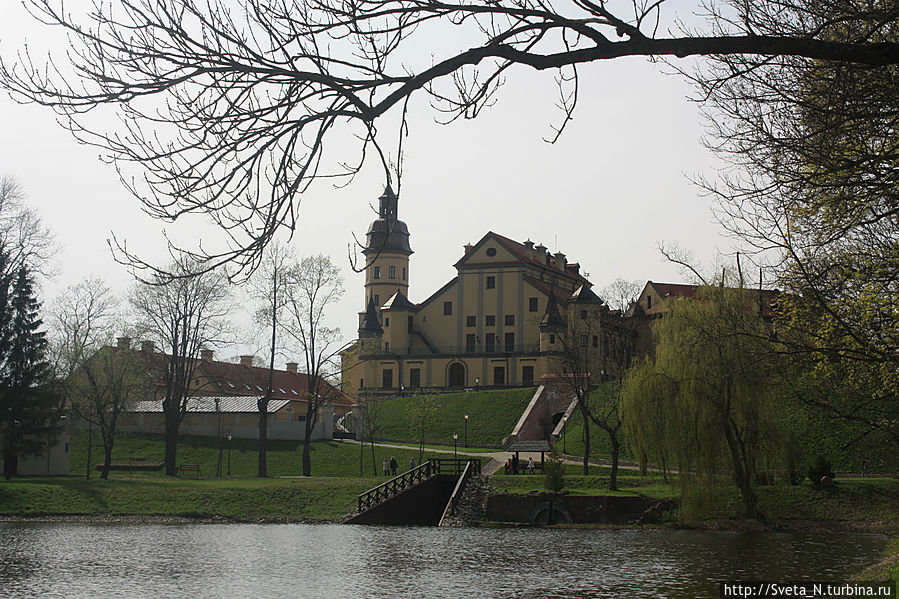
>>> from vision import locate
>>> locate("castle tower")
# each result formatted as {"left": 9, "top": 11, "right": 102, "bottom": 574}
{"left": 362, "top": 186, "right": 413, "bottom": 310}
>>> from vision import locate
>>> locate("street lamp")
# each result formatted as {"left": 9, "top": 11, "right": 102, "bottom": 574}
{"left": 227, "top": 434, "right": 232, "bottom": 476}
{"left": 464, "top": 413, "right": 469, "bottom": 448}
{"left": 453, "top": 432, "right": 458, "bottom": 463}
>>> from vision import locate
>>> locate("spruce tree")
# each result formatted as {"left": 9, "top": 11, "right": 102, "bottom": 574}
{"left": 0, "top": 263, "right": 61, "bottom": 479}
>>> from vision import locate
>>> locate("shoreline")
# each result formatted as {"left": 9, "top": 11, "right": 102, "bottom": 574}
{"left": 0, "top": 513, "right": 891, "bottom": 535}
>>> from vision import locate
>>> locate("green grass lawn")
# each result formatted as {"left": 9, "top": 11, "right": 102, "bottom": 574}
{"left": 0, "top": 474, "right": 372, "bottom": 520}
{"left": 371, "top": 387, "right": 535, "bottom": 447}
{"left": 69, "top": 430, "right": 442, "bottom": 478}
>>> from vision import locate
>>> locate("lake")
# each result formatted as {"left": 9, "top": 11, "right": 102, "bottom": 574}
{"left": 0, "top": 523, "right": 887, "bottom": 598}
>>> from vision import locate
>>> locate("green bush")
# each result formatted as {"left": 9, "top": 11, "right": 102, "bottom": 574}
{"left": 543, "top": 451, "right": 565, "bottom": 492}
{"left": 807, "top": 455, "right": 835, "bottom": 483}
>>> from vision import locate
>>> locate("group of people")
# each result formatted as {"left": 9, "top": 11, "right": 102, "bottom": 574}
{"left": 382, "top": 456, "right": 398, "bottom": 476}
{"left": 504, "top": 455, "right": 536, "bottom": 475}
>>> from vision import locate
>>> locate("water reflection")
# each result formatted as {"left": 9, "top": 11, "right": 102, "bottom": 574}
{"left": 0, "top": 523, "right": 886, "bottom": 599}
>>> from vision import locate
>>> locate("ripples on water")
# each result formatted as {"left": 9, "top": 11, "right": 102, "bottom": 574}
{"left": 0, "top": 523, "right": 886, "bottom": 599}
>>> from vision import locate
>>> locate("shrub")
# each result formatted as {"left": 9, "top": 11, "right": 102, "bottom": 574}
{"left": 807, "top": 455, "right": 835, "bottom": 483}
{"left": 543, "top": 451, "right": 565, "bottom": 492}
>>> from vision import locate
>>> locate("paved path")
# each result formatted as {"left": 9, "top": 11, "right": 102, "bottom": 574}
{"left": 336, "top": 439, "right": 640, "bottom": 475}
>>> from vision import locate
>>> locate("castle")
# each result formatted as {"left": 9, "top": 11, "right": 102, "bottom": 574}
{"left": 340, "top": 188, "right": 634, "bottom": 398}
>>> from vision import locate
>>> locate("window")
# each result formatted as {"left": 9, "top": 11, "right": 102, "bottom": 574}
{"left": 382, "top": 369, "right": 393, "bottom": 388}
{"left": 522, "top": 366, "right": 534, "bottom": 386}
{"left": 360, "top": 378, "right": 364, "bottom": 389}
{"left": 486, "top": 276, "right": 496, "bottom": 289}
{"left": 408, "top": 315, "right": 414, "bottom": 333}
{"left": 443, "top": 301, "right": 453, "bottom": 315}
{"left": 647, "top": 295, "right": 652, "bottom": 309}
{"left": 466, "top": 334, "right": 476, "bottom": 353}
{"left": 579, "top": 335, "right": 588, "bottom": 347}
{"left": 384, "top": 341, "right": 390, "bottom": 352}
{"left": 580, "top": 309, "right": 588, "bottom": 319}
{"left": 504, "top": 314, "right": 515, "bottom": 326}
{"left": 504, "top": 332, "right": 514, "bottom": 350}
{"left": 486, "top": 247, "right": 497, "bottom": 257}
{"left": 485, "top": 315, "right": 496, "bottom": 326}
{"left": 493, "top": 366, "right": 505, "bottom": 386}
{"left": 486, "top": 333, "right": 496, "bottom": 353}
{"left": 528, "top": 297, "right": 538, "bottom": 312}
{"left": 402, "top": 267, "right": 406, "bottom": 280}
{"left": 384, "top": 317, "right": 390, "bottom": 327}
{"left": 373, "top": 266, "right": 381, "bottom": 279}
{"left": 593, "top": 335, "right": 599, "bottom": 348}
{"left": 466, "top": 315, "right": 476, "bottom": 327}
{"left": 409, "top": 368, "right": 421, "bottom": 388}
{"left": 373, "top": 294, "right": 379, "bottom": 306}
{"left": 549, "top": 333, "right": 555, "bottom": 344}
{"left": 389, "top": 265, "right": 396, "bottom": 279}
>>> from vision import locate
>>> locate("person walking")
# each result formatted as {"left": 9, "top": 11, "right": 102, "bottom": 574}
{"left": 383, "top": 457, "right": 390, "bottom": 476}
{"left": 527, "top": 456, "right": 535, "bottom": 474}
{"left": 390, "top": 456, "right": 398, "bottom": 476}
{"left": 409, "top": 457, "right": 416, "bottom": 471}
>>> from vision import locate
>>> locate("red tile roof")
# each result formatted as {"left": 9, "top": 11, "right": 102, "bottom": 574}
{"left": 195, "top": 359, "right": 351, "bottom": 406}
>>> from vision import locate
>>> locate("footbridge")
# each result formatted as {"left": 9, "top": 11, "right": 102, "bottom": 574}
{"left": 344, "top": 458, "right": 482, "bottom": 526}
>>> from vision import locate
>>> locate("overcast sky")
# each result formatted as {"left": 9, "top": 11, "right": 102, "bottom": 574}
{"left": 0, "top": 2, "right": 734, "bottom": 358}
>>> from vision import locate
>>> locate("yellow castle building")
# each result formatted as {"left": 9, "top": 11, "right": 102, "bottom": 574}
{"left": 340, "top": 187, "right": 632, "bottom": 398}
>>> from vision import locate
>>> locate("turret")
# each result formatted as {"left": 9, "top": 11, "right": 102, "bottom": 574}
{"left": 362, "top": 186, "right": 413, "bottom": 309}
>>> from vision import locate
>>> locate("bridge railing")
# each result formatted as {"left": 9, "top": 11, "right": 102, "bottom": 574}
{"left": 356, "top": 458, "right": 482, "bottom": 513}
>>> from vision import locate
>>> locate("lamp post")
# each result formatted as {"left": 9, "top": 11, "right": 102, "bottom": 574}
{"left": 227, "top": 434, "right": 232, "bottom": 476}
{"left": 464, "top": 413, "right": 469, "bottom": 448}
{"left": 453, "top": 432, "right": 458, "bottom": 464}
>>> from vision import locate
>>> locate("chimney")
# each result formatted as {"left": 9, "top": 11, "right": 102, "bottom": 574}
{"left": 116, "top": 336, "right": 131, "bottom": 350}
{"left": 535, "top": 243, "right": 548, "bottom": 265}
{"left": 554, "top": 252, "right": 567, "bottom": 270}
{"left": 463, "top": 243, "right": 473, "bottom": 255}
{"left": 200, "top": 348, "right": 214, "bottom": 361}
{"left": 523, "top": 239, "right": 534, "bottom": 250}
{"left": 566, "top": 262, "right": 580, "bottom": 276}
{"left": 285, "top": 362, "right": 298, "bottom": 374}
{"left": 141, "top": 340, "right": 155, "bottom": 353}
{"left": 240, "top": 355, "right": 254, "bottom": 367}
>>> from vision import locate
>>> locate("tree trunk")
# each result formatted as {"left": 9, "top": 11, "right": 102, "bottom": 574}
{"left": 85, "top": 420, "right": 93, "bottom": 479}
{"left": 257, "top": 398, "right": 269, "bottom": 477}
{"left": 164, "top": 413, "right": 179, "bottom": 476}
{"left": 609, "top": 432, "right": 620, "bottom": 491}
{"left": 582, "top": 411, "right": 591, "bottom": 476}
{"left": 302, "top": 402, "right": 315, "bottom": 476}
{"left": 101, "top": 444, "right": 113, "bottom": 480}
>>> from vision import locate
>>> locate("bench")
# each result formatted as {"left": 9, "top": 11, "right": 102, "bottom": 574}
{"left": 178, "top": 463, "right": 202, "bottom": 476}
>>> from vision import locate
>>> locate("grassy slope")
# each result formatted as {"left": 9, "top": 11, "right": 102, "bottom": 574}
{"left": 373, "top": 387, "right": 535, "bottom": 447}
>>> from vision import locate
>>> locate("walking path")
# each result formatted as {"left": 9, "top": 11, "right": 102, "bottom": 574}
{"left": 336, "top": 439, "right": 640, "bottom": 476}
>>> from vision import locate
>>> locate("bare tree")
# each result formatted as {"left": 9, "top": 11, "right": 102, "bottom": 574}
{"left": 3, "top": 3, "right": 899, "bottom": 275}
{"left": 130, "top": 259, "right": 232, "bottom": 476}
{"left": 0, "top": 175, "right": 57, "bottom": 278}
{"left": 247, "top": 241, "right": 294, "bottom": 477}
{"left": 548, "top": 290, "right": 633, "bottom": 488}
{"left": 601, "top": 278, "right": 643, "bottom": 313}
{"left": 282, "top": 254, "right": 345, "bottom": 476}
{"left": 50, "top": 278, "right": 118, "bottom": 478}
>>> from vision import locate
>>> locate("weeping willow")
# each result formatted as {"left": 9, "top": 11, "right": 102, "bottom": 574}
{"left": 621, "top": 279, "right": 786, "bottom": 519}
